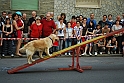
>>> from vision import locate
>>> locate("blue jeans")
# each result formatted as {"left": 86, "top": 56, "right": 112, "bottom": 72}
{"left": 58, "top": 36, "right": 64, "bottom": 50}
{"left": 65, "top": 38, "right": 72, "bottom": 53}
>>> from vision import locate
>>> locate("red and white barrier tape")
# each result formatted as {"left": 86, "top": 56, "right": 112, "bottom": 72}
{"left": 0, "top": 38, "right": 40, "bottom": 40}
{"left": 0, "top": 32, "right": 123, "bottom": 40}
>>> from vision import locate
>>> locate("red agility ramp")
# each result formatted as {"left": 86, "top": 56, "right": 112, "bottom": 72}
{"left": 7, "top": 28, "right": 124, "bottom": 74}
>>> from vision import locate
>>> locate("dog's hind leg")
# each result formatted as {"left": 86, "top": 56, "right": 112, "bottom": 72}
{"left": 26, "top": 49, "right": 35, "bottom": 64}
{"left": 45, "top": 48, "right": 52, "bottom": 56}
{"left": 39, "top": 51, "right": 44, "bottom": 58}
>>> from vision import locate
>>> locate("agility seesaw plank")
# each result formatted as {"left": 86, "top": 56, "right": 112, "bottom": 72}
{"left": 7, "top": 28, "right": 124, "bottom": 74}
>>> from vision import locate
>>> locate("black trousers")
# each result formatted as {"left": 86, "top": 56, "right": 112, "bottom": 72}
{"left": 2, "top": 40, "right": 13, "bottom": 55}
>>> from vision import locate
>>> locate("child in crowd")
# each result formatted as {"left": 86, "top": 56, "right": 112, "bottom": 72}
{"left": 106, "top": 37, "right": 117, "bottom": 54}
{"left": 2, "top": 18, "right": 14, "bottom": 57}
{"left": 81, "top": 17, "right": 87, "bottom": 51}
{"left": 94, "top": 24, "right": 102, "bottom": 36}
{"left": 0, "top": 16, "right": 3, "bottom": 46}
{"left": 112, "top": 20, "right": 122, "bottom": 54}
{"left": 94, "top": 38, "right": 106, "bottom": 56}
{"left": 73, "top": 21, "right": 82, "bottom": 45}
{"left": 56, "top": 17, "right": 65, "bottom": 51}
{"left": 82, "top": 20, "right": 94, "bottom": 56}
{"left": 64, "top": 22, "right": 73, "bottom": 56}
{"left": 52, "top": 30, "right": 59, "bottom": 53}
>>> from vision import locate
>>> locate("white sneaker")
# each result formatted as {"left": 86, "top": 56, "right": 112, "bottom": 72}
{"left": 95, "top": 52, "right": 97, "bottom": 56}
{"left": 100, "top": 52, "right": 102, "bottom": 55}
{"left": 108, "top": 51, "right": 110, "bottom": 54}
{"left": 2, "top": 54, "right": 5, "bottom": 57}
{"left": 68, "top": 53, "right": 71, "bottom": 56}
{"left": 81, "top": 52, "right": 87, "bottom": 56}
{"left": 89, "top": 52, "right": 92, "bottom": 55}
{"left": 65, "top": 53, "right": 67, "bottom": 55}
{"left": 11, "top": 54, "right": 14, "bottom": 57}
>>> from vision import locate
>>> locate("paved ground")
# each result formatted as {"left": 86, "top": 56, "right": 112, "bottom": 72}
{"left": 0, "top": 56, "right": 124, "bottom": 83}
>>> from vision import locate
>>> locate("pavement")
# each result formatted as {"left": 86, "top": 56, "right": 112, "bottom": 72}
{"left": 0, "top": 55, "right": 124, "bottom": 83}
{"left": 0, "top": 53, "right": 123, "bottom": 58}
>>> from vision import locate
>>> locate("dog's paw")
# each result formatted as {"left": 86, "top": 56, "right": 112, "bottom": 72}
{"left": 39, "top": 55, "right": 44, "bottom": 58}
{"left": 49, "top": 54, "right": 52, "bottom": 56}
{"left": 28, "top": 62, "right": 32, "bottom": 64}
{"left": 32, "top": 59, "right": 35, "bottom": 62}
{"left": 40, "top": 56, "right": 44, "bottom": 59}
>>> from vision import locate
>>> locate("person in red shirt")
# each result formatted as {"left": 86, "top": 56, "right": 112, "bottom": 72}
{"left": 30, "top": 16, "right": 43, "bottom": 38}
{"left": 41, "top": 13, "right": 56, "bottom": 37}
{"left": 70, "top": 16, "right": 76, "bottom": 28}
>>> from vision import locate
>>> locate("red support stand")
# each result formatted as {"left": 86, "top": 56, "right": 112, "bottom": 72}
{"left": 58, "top": 47, "right": 92, "bottom": 73}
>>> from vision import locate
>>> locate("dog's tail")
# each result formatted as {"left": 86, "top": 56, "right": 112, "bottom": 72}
{"left": 19, "top": 43, "right": 29, "bottom": 53}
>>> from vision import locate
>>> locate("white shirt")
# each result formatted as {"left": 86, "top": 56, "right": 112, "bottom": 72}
{"left": 74, "top": 26, "right": 83, "bottom": 37}
{"left": 57, "top": 22, "right": 65, "bottom": 36}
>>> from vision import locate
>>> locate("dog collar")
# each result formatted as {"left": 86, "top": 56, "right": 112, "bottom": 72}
{"left": 48, "top": 37, "right": 53, "bottom": 43}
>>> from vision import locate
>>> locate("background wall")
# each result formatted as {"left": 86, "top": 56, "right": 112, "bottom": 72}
{"left": 54, "top": 0, "right": 124, "bottom": 22}
{"left": 0, "top": 0, "right": 123, "bottom": 22}
{"left": 0, "top": 0, "right": 54, "bottom": 18}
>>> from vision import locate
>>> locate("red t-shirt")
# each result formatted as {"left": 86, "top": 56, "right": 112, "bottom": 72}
{"left": 17, "top": 19, "right": 23, "bottom": 27}
{"left": 41, "top": 19, "right": 56, "bottom": 37}
{"left": 71, "top": 21, "right": 76, "bottom": 28}
{"left": 53, "top": 41, "right": 59, "bottom": 46}
{"left": 30, "top": 23, "right": 43, "bottom": 38}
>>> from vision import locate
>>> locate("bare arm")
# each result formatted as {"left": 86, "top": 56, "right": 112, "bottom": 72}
{"left": 63, "top": 27, "right": 66, "bottom": 38}
{"left": 13, "top": 20, "right": 23, "bottom": 30}
{"left": 122, "top": 42, "right": 124, "bottom": 45}
{"left": 2, "top": 24, "right": 6, "bottom": 33}
{"left": 106, "top": 40, "right": 112, "bottom": 48}
{"left": 115, "top": 41, "right": 118, "bottom": 48}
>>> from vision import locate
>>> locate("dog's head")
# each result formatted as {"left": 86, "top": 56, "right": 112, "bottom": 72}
{"left": 49, "top": 34, "right": 59, "bottom": 43}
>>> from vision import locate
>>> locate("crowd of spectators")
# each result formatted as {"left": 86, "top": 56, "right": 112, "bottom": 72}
{"left": 0, "top": 11, "right": 124, "bottom": 57}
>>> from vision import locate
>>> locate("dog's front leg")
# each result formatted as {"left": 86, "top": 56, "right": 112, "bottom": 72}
{"left": 45, "top": 48, "right": 52, "bottom": 56}
{"left": 27, "top": 55, "right": 32, "bottom": 64}
{"left": 39, "top": 51, "right": 44, "bottom": 58}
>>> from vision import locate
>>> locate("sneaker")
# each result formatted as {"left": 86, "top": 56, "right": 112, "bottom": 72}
{"left": 94, "top": 52, "right": 97, "bottom": 56}
{"left": 68, "top": 53, "right": 71, "bottom": 56}
{"left": 65, "top": 53, "right": 67, "bottom": 55}
{"left": 11, "top": 54, "right": 14, "bottom": 57}
{"left": 100, "top": 52, "right": 102, "bottom": 55}
{"left": 81, "top": 52, "right": 87, "bottom": 56}
{"left": 89, "top": 52, "right": 92, "bottom": 56}
{"left": 2, "top": 54, "right": 5, "bottom": 57}
{"left": 108, "top": 51, "right": 110, "bottom": 54}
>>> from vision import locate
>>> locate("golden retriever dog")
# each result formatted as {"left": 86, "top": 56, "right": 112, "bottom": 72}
{"left": 19, "top": 34, "right": 59, "bottom": 64}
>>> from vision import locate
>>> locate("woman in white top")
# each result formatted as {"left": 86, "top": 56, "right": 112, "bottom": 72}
{"left": 73, "top": 21, "right": 83, "bottom": 45}
{"left": 56, "top": 17, "right": 66, "bottom": 50}
{"left": 64, "top": 22, "right": 73, "bottom": 55}
{"left": 112, "top": 20, "right": 122, "bottom": 53}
